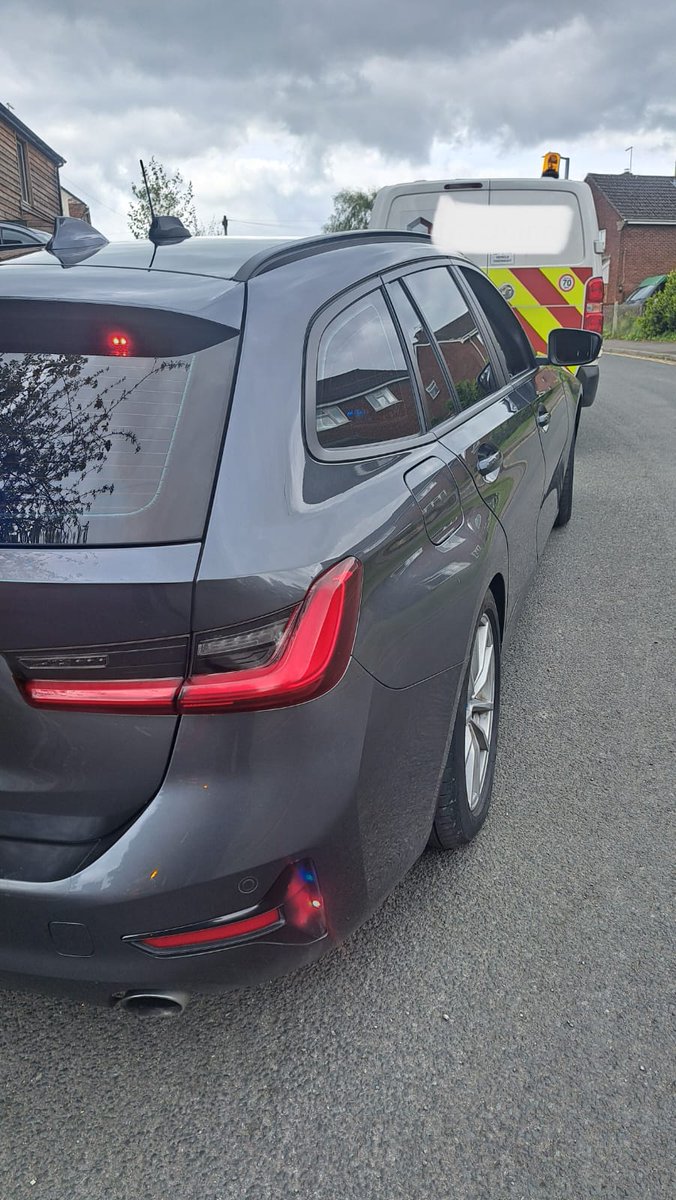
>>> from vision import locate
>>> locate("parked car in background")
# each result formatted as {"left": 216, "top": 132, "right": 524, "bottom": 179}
{"left": 0, "top": 227, "right": 600, "bottom": 1013}
{"left": 0, "top": 222, "right": 50, "bottom": 259}
{"left": 624, "top": 274, "right": 668, "bottom": 310}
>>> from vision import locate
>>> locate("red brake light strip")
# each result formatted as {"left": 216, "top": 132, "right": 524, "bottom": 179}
{"left": 17, "top": 557, "right": 363, "bottom": 716}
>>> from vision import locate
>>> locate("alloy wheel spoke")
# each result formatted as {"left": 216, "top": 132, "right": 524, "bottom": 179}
{"left": 473, "top": 636, "right": 494, "bottom": 697}
{"left": 468, "top": 726, "right": 482, "bottom": 807}
{"left": 469, "top": 715, "right": 490, "bottom": 754}
{"left": 464, "top": 614, "right": 497, "bottom": 811}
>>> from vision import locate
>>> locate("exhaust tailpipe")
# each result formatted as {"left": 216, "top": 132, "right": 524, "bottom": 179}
{"left": 117, "top": 991, "right": 189, "bottom": 1017}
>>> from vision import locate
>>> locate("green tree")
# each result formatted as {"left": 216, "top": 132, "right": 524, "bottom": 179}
{"left": 128, "top": 157, "right": 200, "bottom": 238}
{"left": 323, "top": 188, "right": 377, "bottom": 232}
{"left": 636, "top": 270, "right": 676, "bottom": 338}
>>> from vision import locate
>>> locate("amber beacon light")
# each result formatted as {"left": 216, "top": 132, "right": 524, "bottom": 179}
{"left": 541, "top": 151, "right": 561, "bottom": 179}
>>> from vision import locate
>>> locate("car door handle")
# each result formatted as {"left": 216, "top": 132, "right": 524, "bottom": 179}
{"left": 476, "top": 444, "right": 503, "bottom": 481}
{"left": 536, "top": 404, "right": 551, "bottom": 431}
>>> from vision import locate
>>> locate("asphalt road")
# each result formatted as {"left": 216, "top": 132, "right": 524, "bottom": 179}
{"left": 1, "top": 354, "right": 674, "bottom": 1200}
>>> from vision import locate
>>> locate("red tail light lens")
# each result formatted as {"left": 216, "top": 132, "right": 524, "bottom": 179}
{"left": 15, "top": 557, "right": 362, "bottom": 715}
{"left": 584, "top": 276, "right": 604, "bottom": 335}
{"left": 586, "top": 277, "right": 604, "bottom": 304}
{"left": 20, "top": 677, "right": 182, "bottom": 714}
{"left": 178, "top": 557, "right": 362, "bottom": 713}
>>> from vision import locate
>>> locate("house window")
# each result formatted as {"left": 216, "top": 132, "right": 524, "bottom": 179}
{"left": 17, "top": 140, "right": 31, "bottom": 203}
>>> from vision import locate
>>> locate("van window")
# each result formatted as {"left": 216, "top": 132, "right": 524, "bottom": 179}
{"left": 404, "top": 268, "right": 494, "bottom": 412}
{"left": 387, "top": 188, "right": 486, "bottom": 239}
{"left": 315, "top": 291, "right": 421, "bottom": 450}
{"left": 459, "top": 267, "right": 534, "bottom": 378}
{"left": 434, "top": 189, "right": 585, "bottom": 265}
{"left": 387, "top": 281, "right": 458, "bottom": 428}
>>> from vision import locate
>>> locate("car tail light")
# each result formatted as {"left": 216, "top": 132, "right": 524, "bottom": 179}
{"left": 127, "top": 860, "right": 327, "bottom": 957}
{"left": 15, "top": 557, "right": 362, "bottom": 715}
{"left": 19, "top": 676, "right": 182, "bottom": 714}
{"left": 179, "top": 557, "right": 362, "bottom": 713}
{"left": 583, "top": 276, "right": 604, "bottom": 335}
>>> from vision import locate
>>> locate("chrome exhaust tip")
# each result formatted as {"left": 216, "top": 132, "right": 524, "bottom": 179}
{"left": 116, "top": 990, "right": 189, "bottom": 1017}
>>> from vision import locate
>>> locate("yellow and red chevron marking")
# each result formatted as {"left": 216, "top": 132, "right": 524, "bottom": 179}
{"left": 487, "top": 266, "right": 592, "bottom": 355}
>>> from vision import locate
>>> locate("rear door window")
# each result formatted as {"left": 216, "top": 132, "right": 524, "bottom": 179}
{"left": 0, "top": 300, "right": 240, "bottom": 546}
{"left": 387, "top": 281, "right": 458, "bottom": 428}
{"left": 315, "top": 290, "right": 422, "bottom": 450}
{"left": 403, "top": 267, "right": 495, "bottom": 412}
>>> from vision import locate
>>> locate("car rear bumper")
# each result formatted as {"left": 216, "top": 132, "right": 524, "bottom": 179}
{"left": 0, "top": 658, "right": 462, "bottom": 1004}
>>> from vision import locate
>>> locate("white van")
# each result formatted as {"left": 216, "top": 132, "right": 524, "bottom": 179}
{"left": 370, "top": 177, "right": 604, "bottom": 400}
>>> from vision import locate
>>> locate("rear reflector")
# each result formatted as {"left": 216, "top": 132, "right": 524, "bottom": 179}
{"left": 139, "top": 906, "right": 284, "bottom": 951}
{"left": 14, "top": 557, "right": 363, "bottom": 716}
{"left": 127, "top": 860, "right": 327, "bottom": 957}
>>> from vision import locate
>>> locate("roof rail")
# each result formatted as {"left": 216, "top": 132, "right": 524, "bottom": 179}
{"left": 234, "top": 229, "right": 431, "bottom": 281}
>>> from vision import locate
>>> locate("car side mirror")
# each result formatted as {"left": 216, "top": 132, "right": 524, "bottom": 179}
{"left": 538, "top": 328, "right": 602, "bottom": 367}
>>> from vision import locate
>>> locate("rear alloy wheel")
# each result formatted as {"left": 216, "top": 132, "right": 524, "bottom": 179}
{"left": 429, "top": 592, "right": 501, "bottom": 850}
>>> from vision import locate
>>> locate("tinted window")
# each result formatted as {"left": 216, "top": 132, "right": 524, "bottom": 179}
{"left": 459, "top": 267, "right": 534, "bottom": 378}
{"left": 1, "top": 227, "right": 38, "bottom": 247}
{"left": 316, "top": 290, "right": 421, "bottom": 449}
{"left": 404, "top": 268, "right": 494, "bottom": 412}
{"left": 388, "top": 281, "right": 457, "bottom": 428}
{"left": 0, "top": 306, "right": 240, "bottom": 547}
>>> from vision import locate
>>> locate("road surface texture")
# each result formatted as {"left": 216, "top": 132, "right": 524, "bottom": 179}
{"left": 1, "top": 355, "right": 674, "bottom": 1200}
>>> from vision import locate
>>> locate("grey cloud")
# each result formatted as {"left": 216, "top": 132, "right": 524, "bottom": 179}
{"left": 2, "top": 0, "right": 674, "bottom": 233}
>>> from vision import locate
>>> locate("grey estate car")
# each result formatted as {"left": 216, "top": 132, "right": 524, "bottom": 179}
{"left": 0, "top": 227, "right": 600, "bottom": 1013}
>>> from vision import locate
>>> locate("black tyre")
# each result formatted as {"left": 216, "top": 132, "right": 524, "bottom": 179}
{"left": 429, "top": 591, "right": 501, "bottom": 850}
{"left": 554, "top": 439, "right": 575, "bottom": 527}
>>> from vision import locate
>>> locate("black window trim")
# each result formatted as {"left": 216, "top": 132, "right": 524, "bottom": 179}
{"left": 304, "top": 277, "right": 438, "bottom": 463}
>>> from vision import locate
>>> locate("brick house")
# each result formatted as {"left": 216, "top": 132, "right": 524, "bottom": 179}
{"left": 0, "top": 101, "right": 66, "bottom": 233}
{"left": 585, "top": 172, "right": 676, "bottom": 303}
{"left": 61, "top": 187, "right": 91, "bottom": 224}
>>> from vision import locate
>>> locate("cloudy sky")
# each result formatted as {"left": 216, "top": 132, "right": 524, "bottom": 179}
{"left": 3, "top": 0, "right": 675, "bottom": 238}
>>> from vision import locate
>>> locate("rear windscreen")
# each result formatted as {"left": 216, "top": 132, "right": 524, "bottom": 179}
{"left": 0, "top": 302, "right": 240, "bottom": 547}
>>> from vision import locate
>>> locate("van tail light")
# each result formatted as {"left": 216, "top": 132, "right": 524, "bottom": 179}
{"left": 127, "top": 860, "right": 327, "bottom": 957}
{"left": 583, "top": 276, "right": 604, "bottom": 335}
{"left": 15, "top": 558, "right": 363, "bottom": 716}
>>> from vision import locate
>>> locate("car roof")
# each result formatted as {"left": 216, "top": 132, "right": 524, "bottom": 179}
{"left": 13, "top": 230, "right": 437, "bottom": 282}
